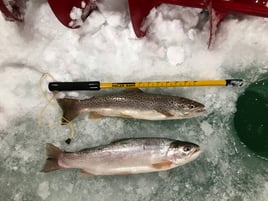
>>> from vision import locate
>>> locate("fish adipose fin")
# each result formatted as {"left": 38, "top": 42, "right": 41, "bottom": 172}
{"left": 56, "top": 98, "right": 81, "bottom": 124}
{"left": 41, "top": 144, "right": 63, "bottom": 172}
{"left": 151, "top": 161, "right": 172, "bottom": 169}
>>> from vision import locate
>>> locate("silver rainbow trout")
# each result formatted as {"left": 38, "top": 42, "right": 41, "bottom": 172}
{"left": 41, "top": 138, "right": 201, "bottom": 175}
{"left": 56, "top": 89, "right": 205, "bottom": 123}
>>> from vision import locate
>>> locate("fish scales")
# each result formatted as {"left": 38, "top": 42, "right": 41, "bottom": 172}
{"left": 56, "top": 89, "right": 205, "bottom": 122}
{"left": 83, "top": 93, "right": 196, "bottom": 109}
{"left": 61, "top": 138, "right": 171, "bottom": 168}
{"left": 41, "top": 138, "right": 201, "bottom": 175}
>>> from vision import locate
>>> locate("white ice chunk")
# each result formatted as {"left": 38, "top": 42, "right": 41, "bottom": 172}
{"left": 105, "top": 12, "right": 125, "bottom": 27}
{"left": 81, "top": 1, "right": 86, "bottom": 8}
{"left": 70, "top": 7, "right": 83, "bottom": 20}
{"left": 188, "top": 29, "right": 197, "bottom": 40}
{"left": 166, "top": 46, "right": 185, "bottom": 65}
{"left": 37, "top": 182, "right": 50, "bottom": 200}
{"left": 69, "top": 6, "right": 83, "bottom": 27}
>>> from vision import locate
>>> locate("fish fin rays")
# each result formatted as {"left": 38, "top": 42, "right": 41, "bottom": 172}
{"left": 57, "top": 98, "right": 81, "bottom": 123}
{"left": 80, "top": 169, "right": 95, "bottom": 176}
{"left": 89, "top": 111, "right": 105, "bottom": 119}
{"left": 89, "top": 111, "right": 133, "bottom": 119}
{"left": 62, "top": 110, "right": 80, "bottom": 124}
{"left": 114, "top": 171, "right": 133, "bottom": 175}
{"left": 46, "top": 143, "right": 62, "bottom": 158}
{"left": 119, "top": 113, "right": 133, "bottom": 118}
{"left": 151, "top": 161, "right": 172, "bottom": 169}
{"left": 41, "top": 159, "right": 62, "bottom": 172}
{"left": 41, "top": 144, "right": 63, "bottom": 173}
{"left": 155, "top": 108, "right": 174, "bottom": 117}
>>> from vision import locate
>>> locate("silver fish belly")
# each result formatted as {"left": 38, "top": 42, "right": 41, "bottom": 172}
{"left": 41, "top": 138, "right": 201, "bottom": 175}
{"left": 56, "top": 89, "right": 205, "bottom": 123}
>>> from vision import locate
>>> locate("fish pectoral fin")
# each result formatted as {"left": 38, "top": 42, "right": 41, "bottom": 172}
{"left": 80, "top": 169, "right": 95, "bottom": 176}
{"left": 119, "top": 113, "right": 133, "bottom": 118}
{"left": 89, "top": 112, "right": 105, "bottom": 119}
{"left": 155, "top": 108, "right": 174, "bottom": 117}
{"left": 151, "top": 161, "right": 172, "bottom": 169}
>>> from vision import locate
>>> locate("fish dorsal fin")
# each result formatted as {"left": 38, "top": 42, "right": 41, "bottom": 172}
{"left": 123, "top": 88, "right": 143, "bottom": 93}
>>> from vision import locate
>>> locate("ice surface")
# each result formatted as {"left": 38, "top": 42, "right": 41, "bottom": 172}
{"left": 166, "top": 46, "right": 185, "bottom": 65}
{"left": 0, "top": 1, "right": 268, "bottom": 201}
{"left": 37, "top": 181, "right": 50, "bottom": 200}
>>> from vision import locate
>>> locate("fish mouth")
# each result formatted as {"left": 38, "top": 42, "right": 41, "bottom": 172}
{"left": 196, "top": 107, "right": 205, "bottom": 113}
{"left": 191, "top": 146, "right": 201, "bottom": 157}
{"left": 183, "top": 107, "right": 205, "bottom": 117}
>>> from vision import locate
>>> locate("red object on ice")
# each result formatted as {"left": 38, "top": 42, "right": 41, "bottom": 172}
{"left": 0, "top": 0, "right": 97, "bottom": 27}
{"left": 1, "top": 0, "right": 268, "bottom": 45}
{"left": 0, "top": 0, "right": 25, "bottom": 21}
{"left": 128, "top": 0, "right": 268, "bottom": 46}
{"left": 48, "top": 0, "right": 97, "bottom": 28}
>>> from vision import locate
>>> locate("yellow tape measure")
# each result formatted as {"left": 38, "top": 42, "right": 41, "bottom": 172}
{"left": 49, "top": 79, "right": 244, "bottom": 91}
{"left": 100, "top": 80, "right": 235, "bottom": 89}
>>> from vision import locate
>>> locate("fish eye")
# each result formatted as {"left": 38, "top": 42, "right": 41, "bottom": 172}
{"left": 183, "top": 146, "right": 192, "bottom": 152}
{"left": 190, "top": 104, "right": 195, "bottom": 109}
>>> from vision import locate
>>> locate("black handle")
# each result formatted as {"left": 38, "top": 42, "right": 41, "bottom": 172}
{"left": 48, "top": 81, "right": 100, "bottom": 91}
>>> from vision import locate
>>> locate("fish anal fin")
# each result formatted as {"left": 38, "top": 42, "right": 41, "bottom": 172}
{"left": 155, "top": 108, "right": 174, "bottom": 117}
{"left": 89, "top": 112, "right": 105, "bottom": 119}
{"left": 151, "top": 161, "right": 172, "bottom": 169}
{"left": 80, "top": 169, "right": 95, "bottom": 176}
{"left": 114, "top": 171, "right": 133, "bottom": 175}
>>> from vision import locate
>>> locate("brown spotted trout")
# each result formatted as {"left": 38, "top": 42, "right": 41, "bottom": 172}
{"left": 41, "top": 138, "right": 201, "bottom": 175}
{"left": 56, "top": 89, "right": 205, "bottom": 123}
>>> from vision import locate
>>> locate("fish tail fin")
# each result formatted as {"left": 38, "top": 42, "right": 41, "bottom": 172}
{"left": 41, "top": 143, "right": 63, "bottom": 173}
{"left": 56, "top": 98, "right": 82, "bottom": 124}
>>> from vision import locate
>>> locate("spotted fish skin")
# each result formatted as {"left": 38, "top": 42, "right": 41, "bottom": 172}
{"left": 41, "top": 138, "right": 201, "bottom": 175}
{"left": 57, "top": 89, "right": 205, "bottom": 123}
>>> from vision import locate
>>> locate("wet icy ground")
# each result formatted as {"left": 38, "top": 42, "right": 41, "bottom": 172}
{"left": 0, "top": 1, "right": 268, "bottom": 201}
